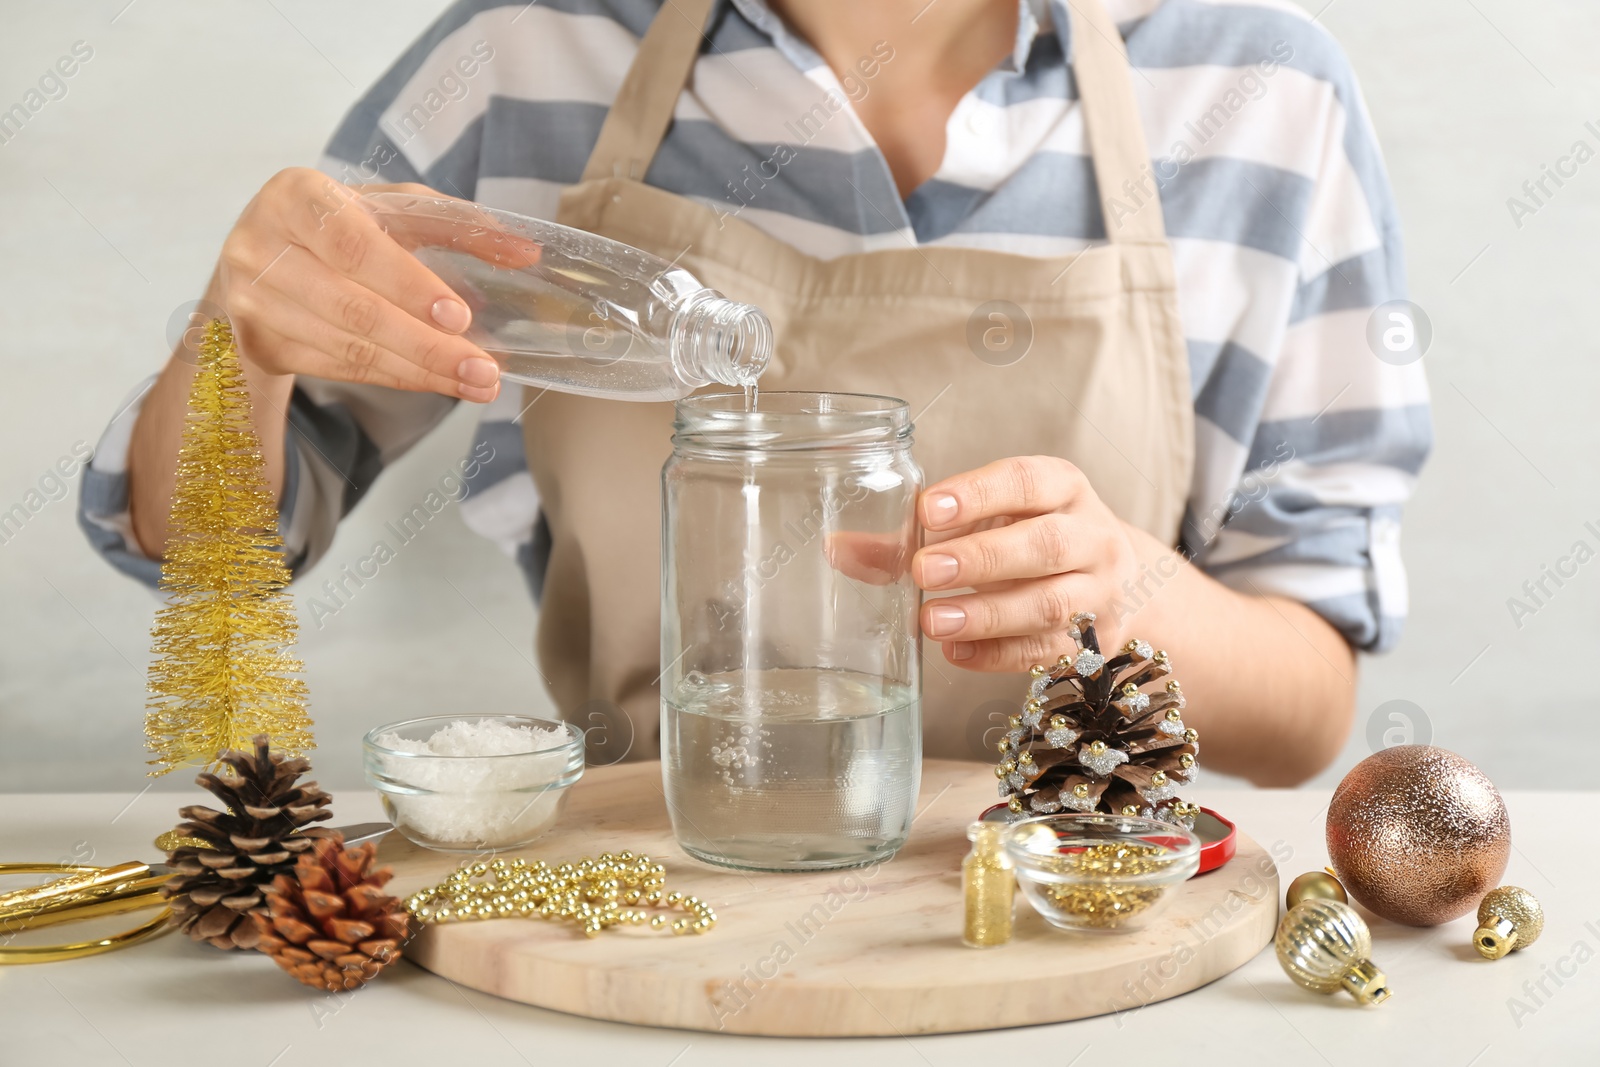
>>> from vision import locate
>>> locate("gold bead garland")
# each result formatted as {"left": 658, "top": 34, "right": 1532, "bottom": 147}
{"left": 405, "top": 853, "right": 716, "bottom": 939}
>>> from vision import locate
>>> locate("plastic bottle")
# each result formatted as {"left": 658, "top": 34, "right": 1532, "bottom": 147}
{"left": 362, "top": 192, "right": 772, "bottom": 401}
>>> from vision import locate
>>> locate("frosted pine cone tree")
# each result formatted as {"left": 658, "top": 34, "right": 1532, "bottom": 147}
{"left": 994, "top": 613, "right": 1201, "bottom": 828}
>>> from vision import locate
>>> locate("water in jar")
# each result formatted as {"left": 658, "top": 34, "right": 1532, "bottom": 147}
{"left": 662, "top": 667, "right": 921, "bottom": 871}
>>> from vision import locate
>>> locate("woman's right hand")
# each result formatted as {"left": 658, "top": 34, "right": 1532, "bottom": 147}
{"left": 216, "top": 168, "right": 504, "bottom": 403}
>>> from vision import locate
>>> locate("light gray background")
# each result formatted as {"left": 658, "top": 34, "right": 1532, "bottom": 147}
{"left": 1, "top": 0, "right": 1595, "bottom": 793}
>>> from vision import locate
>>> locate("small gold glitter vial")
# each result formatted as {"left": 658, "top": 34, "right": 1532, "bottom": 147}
{"left": 963, "top": 821, "right": 1015, "bottom": 947}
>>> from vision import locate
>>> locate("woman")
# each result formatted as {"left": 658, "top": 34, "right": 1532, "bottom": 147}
{"left": 80, "top": 0, "right": 1430, "bottom": 784}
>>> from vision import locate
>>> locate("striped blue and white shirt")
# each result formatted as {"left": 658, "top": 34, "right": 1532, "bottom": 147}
{"left": 80, "top": 0, "right": 1431, "bottom": 652}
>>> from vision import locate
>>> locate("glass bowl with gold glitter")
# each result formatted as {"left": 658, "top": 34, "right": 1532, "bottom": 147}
{"left": 1004, "top": 814, "right": 1201, "bottom": 933}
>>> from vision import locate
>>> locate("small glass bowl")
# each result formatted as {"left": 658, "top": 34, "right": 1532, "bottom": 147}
{"left": 1004, "top": 814, "right": 1202, "bottom": 933}
{"left": 362, "top": 715, "right": 584, "bottom": 853}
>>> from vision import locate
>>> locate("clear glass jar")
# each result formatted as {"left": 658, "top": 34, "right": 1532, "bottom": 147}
{"left": 660, "top": 391, "right": 924, "bottom": 871}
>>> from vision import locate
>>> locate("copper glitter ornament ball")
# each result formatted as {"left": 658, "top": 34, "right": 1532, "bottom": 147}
{"left": 1326, "top": 746, "right": 1510, "bottom": 927}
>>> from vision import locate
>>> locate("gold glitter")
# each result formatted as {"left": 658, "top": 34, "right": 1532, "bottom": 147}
{"left": 1040, "top": 843, "right": 1169, "bottom": 928}
{"left": 962, "top": 822, "right": 1014, "bottom": 948}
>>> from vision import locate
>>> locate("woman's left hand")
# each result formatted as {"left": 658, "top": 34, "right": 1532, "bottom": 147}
{"left": 913, "top": 455, "right": 1141, "bottom": 671}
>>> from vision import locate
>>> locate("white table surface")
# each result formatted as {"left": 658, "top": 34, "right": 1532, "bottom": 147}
{"left": 2, "top": 786, "right": 1594, "bottom": 1066}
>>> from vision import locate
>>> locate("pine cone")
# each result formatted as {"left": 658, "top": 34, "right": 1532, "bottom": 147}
{"left": 253, "top": 835, "right": 409, "bottom": 991}
{"left": 161, "top": 735, "right": 335, "bottom": 949}
{"left": 995, "top": 612, "right": 1201, "bottom": 827}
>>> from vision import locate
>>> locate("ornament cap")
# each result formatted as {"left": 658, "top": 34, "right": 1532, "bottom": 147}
{"left": 1472, "top": 917, "right": 1518, "bottom": 959}
{"left": 1340, "top": 958, "right": 1391, "bottom": 1005}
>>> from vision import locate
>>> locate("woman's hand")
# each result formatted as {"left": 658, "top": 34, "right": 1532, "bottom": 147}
{"left": 913, "top": 455, "right": 1141, "bottom": 670}
{"left": 216, "top": 168, "right": 520, "bottom": 403}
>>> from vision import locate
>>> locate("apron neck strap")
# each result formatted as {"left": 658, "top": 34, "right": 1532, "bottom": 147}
{"left": 1064, "top": 0, "right": 1166, "bottom": 245}
{"left": 580, "top": 0, "right": 719, "bottom": 182}
{"left": 581, "top": 0, "right": 1167, "bottom": 246}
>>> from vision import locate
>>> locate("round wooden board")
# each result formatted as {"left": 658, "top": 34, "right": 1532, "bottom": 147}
{"left": 380, "top": 759, "right": 1279, "bottom": 1036}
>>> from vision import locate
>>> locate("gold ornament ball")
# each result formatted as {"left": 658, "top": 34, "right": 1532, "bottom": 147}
{"left": 1285, "top": 869, "right": 1348, "bottom": 910}
{"left": 1275, "top": 898, "right": 1391, "bottom": 1006}
{"left": 1326, "top": 746, "right": 1510, "bottom": 927}
{"left": 1474, "top": 886, "right": 1544, "bottom": 959}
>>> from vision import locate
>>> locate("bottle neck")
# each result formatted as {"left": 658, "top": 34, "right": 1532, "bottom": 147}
{"left": 671, "top": 291, "right": 773, "bottom": 388}
{"left": 967, "top": 822, "right": 1012, "bottom": 867}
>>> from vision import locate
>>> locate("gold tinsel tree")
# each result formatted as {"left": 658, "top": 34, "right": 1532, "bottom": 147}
{"left": 145, "top": 319, "right": 312, "bottom": 775}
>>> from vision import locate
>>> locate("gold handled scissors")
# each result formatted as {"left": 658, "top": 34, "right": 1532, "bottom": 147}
{"left": 0, "top": 822, "right": 392, "bottom": 964}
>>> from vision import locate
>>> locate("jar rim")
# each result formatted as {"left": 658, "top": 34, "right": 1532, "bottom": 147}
{"left": 673, "top": 390, "right": 911, "bottom": 451}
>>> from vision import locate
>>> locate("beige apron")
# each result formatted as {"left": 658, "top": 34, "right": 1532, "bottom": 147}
{"left": 521, "top": 0, "right": 1193, "bottom": 761}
